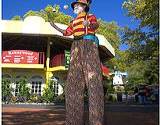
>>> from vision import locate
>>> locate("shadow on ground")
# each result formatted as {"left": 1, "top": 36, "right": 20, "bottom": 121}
{"left": 2, "top": 105, "right": 159, "bottom": 125}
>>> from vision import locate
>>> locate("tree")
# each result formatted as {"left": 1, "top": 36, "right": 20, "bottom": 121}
{"left": 122, "top": 0, "right": 159, "bottom": 85}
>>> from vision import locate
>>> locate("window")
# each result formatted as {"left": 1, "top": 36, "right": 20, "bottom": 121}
{"left": 31, "top": 81, "right": 42, "bottom": 95}
{"left": 54, "top": 82, "right": 59, "bottom": 96}
{"left": 15, "top": 81, "right": 19, "bottom": 96}
{"left": 30, "top": 76, "right": 43, "bottom": 96}
{"left": 51, "top": 77, "right": 59, "bottom": 97}
{"left": 15, "top": 75, "right": 27, "bottom": 96}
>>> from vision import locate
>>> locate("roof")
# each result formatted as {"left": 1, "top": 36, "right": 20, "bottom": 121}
{"left": 0, "top": 16, "right": 115, "bottom": 61}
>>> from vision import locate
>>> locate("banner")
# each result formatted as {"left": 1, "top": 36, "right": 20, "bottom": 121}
{"left": 2, "top": 50, "right": 39, "bottom": 64}
{"left": 64, "top": 50, "right": 71, "bottom": 70}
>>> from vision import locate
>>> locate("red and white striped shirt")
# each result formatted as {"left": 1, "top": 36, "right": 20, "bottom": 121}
{"left": 63, "top": 12, "right": 98, "bottom": 37}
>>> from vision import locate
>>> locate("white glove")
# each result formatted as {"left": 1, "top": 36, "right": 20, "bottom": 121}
{"left": 83, "top": 20, "right": 90, "bottom": 27}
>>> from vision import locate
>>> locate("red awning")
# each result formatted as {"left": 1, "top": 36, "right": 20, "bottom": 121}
{"left": 101, "top": 64, "right": 110, "bottom": 77}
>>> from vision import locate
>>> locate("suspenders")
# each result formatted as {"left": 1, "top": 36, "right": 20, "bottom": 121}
{"left": 85, "top": 13, "right": 88, "bottom": 35}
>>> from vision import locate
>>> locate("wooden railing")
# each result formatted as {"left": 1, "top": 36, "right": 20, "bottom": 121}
{"left": 50, "top": 53, "right": 65, "bottom": 67}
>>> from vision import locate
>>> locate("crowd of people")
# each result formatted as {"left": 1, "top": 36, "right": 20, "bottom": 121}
{"left": 134, "top": 85, "right": 159, "bottom": 104}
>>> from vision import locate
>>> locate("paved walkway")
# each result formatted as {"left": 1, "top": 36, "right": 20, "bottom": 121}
{"left": 2, "top": 104, "right": 159, "bottom": 125}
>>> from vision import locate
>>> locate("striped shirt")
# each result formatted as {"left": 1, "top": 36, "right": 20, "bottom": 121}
{"left": 63, "top": 12, "right": 98, "bottom": 37}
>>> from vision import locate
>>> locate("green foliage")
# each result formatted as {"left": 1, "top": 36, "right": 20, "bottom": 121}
{"left": 54, "top": 94, "right": 65, "bottom": 103}
{"left": 127, "top": 61, "right": 146, "bottom": 84}
{"left": 96, "top": 20, "right": 127, "bottom": 72}
{"left": 43, "top": 5, "right": 60, "bottom": 22}
{"left": 21, "top": 5, "right": 72, "bottom": 24}
{"left": 2, "top": 79, "right": 13, "bottom": 103}
{"left": 123, "top": 0, "right": 158, "bottom": 31}
{"left": 97, "top": 20, "right": 124, "bottom": 71}
{"left": 103, "top": 78, "right": 115, "bottom": 95}
{"left": 42, "top": 80, "right": 55, "bottom": 103}
{"left": 11, "top": 15, "right": 22, "bottom": 20}
{"left": 115, "top": 86, "right": 125, "bottom": 93}
{"left": 23, "top": 10, "right": 38, "bottom": 19}
{"left": 107, "top": 94, "right": 117, "bottom": 102}
{"left": 97, "top": 20, "right": 120, "bottom": 50}
{"left": 122, "top": 0, "right": 159, "bottom": 85}
{"left": 17, "top": 78, "right": 30, "bottom": 102}
{"left": 29, "top": 94, "right": 43, "bottom": 103}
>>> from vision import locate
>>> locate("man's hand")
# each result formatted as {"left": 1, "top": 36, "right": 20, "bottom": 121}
{"left": 83, "top": 20, "right": 90, "bottom": 27}
{"left": 83, "top": 20, "right": 99, "bottom": 30}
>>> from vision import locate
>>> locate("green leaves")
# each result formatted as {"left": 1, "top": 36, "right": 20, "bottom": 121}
{"left": 97, "top": 20, "right": 120, "bottom": 50}
{"left": 123, "top": 0, "right": 159, "bottom": 32}
{"left": 42, "top": 81, "right": 55, "bottom": 103}
{"left": 21, "top": 5, "right": 72, "bottom": 24}
{"left": 23, "top": 10, "right": 39, "bottom": 19}
{"left": 17, "top": 78, "right": 31, "bottom": 102}
{"left": 122, "top": 0, "right": 159, "bottom": 85}
{"left": 11, "top": 15, "right": 22, "bottom": 20}
{"left": 2, "top": 79, "right": 13, "bottom": 102}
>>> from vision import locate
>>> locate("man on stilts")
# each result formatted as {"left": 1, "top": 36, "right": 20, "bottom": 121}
{"left": 50, "top": 0, "right": 104, "bottom": 124}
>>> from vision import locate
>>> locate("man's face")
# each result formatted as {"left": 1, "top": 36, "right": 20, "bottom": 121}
{"left": 73, "top": 3, "right": 86, "bottom": 14}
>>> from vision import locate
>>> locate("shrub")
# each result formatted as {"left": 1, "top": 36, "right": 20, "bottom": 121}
{"left": 2, "top": 79, "right": 13, "bottom": 103}
{"left": 42, "top": 80, "right": 55, "bottom": 103}
{"left": 16, "top": 78, "right": 30, "bottom": 102}
{"left": 54, "top": 93, "right": 65, "bottom": 103}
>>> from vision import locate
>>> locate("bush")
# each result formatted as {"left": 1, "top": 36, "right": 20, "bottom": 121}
{"left": 42, "top": 81, "right": 55, "bottom": 103}
{"left": 29, "top": 94, "right": 43, "bottom": 103}
{"left": 107, "top": 94, "right": 117, "bottom": 102}
{"left": 11, "top": 96, "right": 18, "bottom": 103}
{"left": 54, "top": 93, "right": 65, "bottom": 103}
{"left": 2, "top": 79, "right": 13, "bottom": 103}
{"left": 16, "top": 78, "right": 31, "bottom": 102}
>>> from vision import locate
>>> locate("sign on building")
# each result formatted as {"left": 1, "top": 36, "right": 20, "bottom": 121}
{"left": 65, "top": 50, "right": 71, "bottom": 70}
{"left": 2, "top": 50, "right": 39, "bottom": 64}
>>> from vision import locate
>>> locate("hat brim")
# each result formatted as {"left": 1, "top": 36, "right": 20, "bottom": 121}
{"left": 71, "top": 2, "right": 89, "bottom": 12}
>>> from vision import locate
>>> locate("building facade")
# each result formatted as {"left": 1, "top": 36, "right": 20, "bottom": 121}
{"left": 1, "top": 16, "right": 115, "bottom": 97}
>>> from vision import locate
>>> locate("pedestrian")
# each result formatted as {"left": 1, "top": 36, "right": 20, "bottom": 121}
{"left": 144, "top": 86, "right": 150, "bottom": 103}
{"left": 50, "top": 0, "right": 104, "bottom": 125}
{"left": 152, "top": 85, "right": 159, "bottom": 104}
{"left": 134, "top": 87, "right": 139, "bottom": 103}
{"left": 138, "top": 85, "right": 146, "bottom": 105}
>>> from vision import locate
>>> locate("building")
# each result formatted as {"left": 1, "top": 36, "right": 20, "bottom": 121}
{"left": 1, "top": 16, "right": 115, "bottom": 96}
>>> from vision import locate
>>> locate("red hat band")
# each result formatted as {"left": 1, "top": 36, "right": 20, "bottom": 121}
{"left": 78, "top": 0, "right": 89, "bottom": 5}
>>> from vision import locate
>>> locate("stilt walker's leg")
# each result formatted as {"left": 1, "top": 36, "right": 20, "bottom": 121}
{"left": 84, "top": 41, "right": 104, "bottom": 125}
{"left": 65, "top": 41, "right": 85, "bottom": 125}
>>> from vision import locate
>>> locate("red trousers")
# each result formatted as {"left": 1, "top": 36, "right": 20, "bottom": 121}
{"left": 65, "top": 40, "right": 104, "bottom": 125}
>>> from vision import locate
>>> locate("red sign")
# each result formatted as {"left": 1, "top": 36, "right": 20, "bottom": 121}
{"left": 2, "top": 50, "right": 39, "bottom": 64}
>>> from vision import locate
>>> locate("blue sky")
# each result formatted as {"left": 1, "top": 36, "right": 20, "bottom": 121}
{"left": 2, "top": 0, "right": 137, "bottom": 50}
